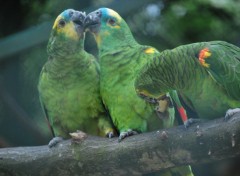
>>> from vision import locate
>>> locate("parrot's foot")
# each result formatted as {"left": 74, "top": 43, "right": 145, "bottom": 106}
{"left": 106, "top": 131, "right": 115, "bottom": 138}
{"left": 69, "top": 130, "right": 87, "bottom": 144}
{"left": 48, "top": 136, "right": 64, "bottom": 148}
{"left": 184, "top": 118, "right": 201, "bottom": 128}
{"left": 118, "top": 129, "right": 138, "bottom": 142}
{"left": 225, "top": 108, "right": 240, "bottom": 121}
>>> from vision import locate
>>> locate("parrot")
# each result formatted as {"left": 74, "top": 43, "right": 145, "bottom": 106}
{"left": 135, "top": 41, "right": 240, "bottom": 124}
{"left": 38, "top": 9, "right": 115, "bottom": 147}
{"left": 84, "top": 7, "right": 178, "bottom": 141}
{"left": 84, "top": 8, "right": 194, "bottom": 176}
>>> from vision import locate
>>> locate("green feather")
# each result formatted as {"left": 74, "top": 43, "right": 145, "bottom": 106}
{"left": 86, "top": 7, "right": 194, "bottom": 176}
{"left": 38, "top": 9, "right": 114, "bottom": 138}
{"left": 136, "top": 41, "right": 240, "bottom": 120}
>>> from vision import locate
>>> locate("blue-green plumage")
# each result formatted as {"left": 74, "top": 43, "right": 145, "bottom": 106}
{"left": 38, "top": 9, "right": 114, "bottom": 141}
{"left": 84, "top": 7, "right": 194, "bottom": 176}
{"left": 135, "top": 41, "right": 240, "bottom": 120}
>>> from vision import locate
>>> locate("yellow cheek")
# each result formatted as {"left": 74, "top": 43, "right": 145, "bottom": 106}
{"left": 95, "top": 34, "right": 101, "bottom": 45}
{"left": 65, "top": 22, "right": 79, "bottom": 40}
{"left": 95, "top": 31, "right": 110, "bottom": 45}
{"left": 57, "top": 22, "right": 79, "bottom": 40}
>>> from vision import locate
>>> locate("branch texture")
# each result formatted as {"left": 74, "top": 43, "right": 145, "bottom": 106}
{"left": 0, "top": 114, "right": 240, "bottom": 176}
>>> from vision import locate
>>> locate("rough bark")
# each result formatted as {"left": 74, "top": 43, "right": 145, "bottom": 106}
{"left": 0, "top": 114, "right": 240, "bottom": 176}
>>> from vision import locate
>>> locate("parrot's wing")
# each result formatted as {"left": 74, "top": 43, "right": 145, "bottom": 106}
{"left": 38, "top": 67, "right": 55, "bottom": 137}
{"left": 39, "top": 95, "right": 55, "bottom": 137}
{"left": 200, "top": 41, "right": 240, "bottom": 100}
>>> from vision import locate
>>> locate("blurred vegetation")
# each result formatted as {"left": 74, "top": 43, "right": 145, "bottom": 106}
{"left": 0, "top": 0, "right": 239, "bottom": 175}
{"left": 127, "top": 0, "right": 240, "bottom": 49}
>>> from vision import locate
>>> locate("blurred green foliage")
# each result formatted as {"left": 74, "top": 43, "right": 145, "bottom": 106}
{"left": 127, "top": 0, "right": 240, "bottom": 50}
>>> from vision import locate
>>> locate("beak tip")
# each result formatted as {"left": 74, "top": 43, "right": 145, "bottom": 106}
{"left": 83, "top": 12, "right": 101, "bottom": 32}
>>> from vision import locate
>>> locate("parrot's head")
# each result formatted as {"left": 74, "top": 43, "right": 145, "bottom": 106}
{"left": 47, "top": 9, "right": 86, "bottom": 57}
{"left": 135, "top": 83, "right": 165, "bottom": 100}
{"left": 135, "top": 69, "right": 166, "bottom": 99}
{"left": 84, "top": 8, "right": 137, "bottom": 52}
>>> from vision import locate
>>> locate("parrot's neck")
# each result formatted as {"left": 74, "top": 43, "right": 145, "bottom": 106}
{"left": 46, "top": 49, "right": 91, "bottom": 78}
{"left": 47, "top": 35, "right": 85, "bottom": 58}
{"left": 95, "top": 33, "right": 139, "bottom": 57}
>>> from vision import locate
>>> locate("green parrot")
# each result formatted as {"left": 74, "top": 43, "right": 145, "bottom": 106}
{"left": 84, "top": 8, "right": 194, "bottom": 176}
{"left": 38, "top": 9, "right": 115, "bottom": 147}
{"left": 84, "top": 7, "right": 178, "bottom": 140}
{"left": 135, "top": 41, "right": 240, "bottom": 123}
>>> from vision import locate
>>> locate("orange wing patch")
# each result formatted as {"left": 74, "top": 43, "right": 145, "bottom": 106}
{"left": 144, "top": 47, "right": 157, "bottom": 54}
{"left": 198, "top": 48, "right": 211, "bottom": 68}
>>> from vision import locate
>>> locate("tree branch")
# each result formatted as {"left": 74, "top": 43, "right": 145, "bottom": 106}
{"left": 0, "top": 114, "right": 240, "bottom": 176}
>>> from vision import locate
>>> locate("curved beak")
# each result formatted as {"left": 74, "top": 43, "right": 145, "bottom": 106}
{"left": 84, "top": 9, "right": 101, "bottom": 32}
{"left": 71, "top": 11, "right": 86, "bottom": 34}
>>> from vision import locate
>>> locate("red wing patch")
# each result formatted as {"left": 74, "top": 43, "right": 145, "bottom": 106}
{"left": 198, "top": 48, "right": 211, "bottom": 68}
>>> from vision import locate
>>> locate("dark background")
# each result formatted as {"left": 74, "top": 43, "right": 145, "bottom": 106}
{"left": 0, "top": 0, "right": 239, "bottom": 175}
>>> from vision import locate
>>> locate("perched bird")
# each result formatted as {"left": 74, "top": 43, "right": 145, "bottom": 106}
{"left": 84, "top": 7, "right": 177, "bottom": 140}
{"left": 84, "top": 7, "right": 194, "bottom": 176}
{"left": 135, "top": 41, "right": 240, "bottom": 123}
{"left": 38, "top": 9, "right": 115, "bottom": 147}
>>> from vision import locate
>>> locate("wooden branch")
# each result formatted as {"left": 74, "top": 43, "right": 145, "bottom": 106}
{"left": 0, "top": 114, "right": 240, "bottom": 176}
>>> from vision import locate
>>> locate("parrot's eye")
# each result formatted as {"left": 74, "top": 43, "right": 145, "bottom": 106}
{"left": 108, "top": 18, "right": 116, "bottom": 26}
{"left": 96, "top": 11, "right": 100, "bottom": 15}
{"left": 58, "top": 19, "right": 66, "bottom": 28}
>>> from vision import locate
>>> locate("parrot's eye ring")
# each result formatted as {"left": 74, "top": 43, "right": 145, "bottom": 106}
{"left": 96, "top": 11, "right": 100, "bottom": 15}
{"left": 58, "top": 19, "right": 66, "bottom": 28}
{"left": 108, "top": 18, "right": 116, "bottom": 26}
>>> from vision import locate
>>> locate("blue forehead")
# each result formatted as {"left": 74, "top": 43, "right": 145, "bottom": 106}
{"left": 99, "top": 8, "right": 112, "bottom": 19}
{"left": 60, "top": 9, "right": 73, "bottom": 21}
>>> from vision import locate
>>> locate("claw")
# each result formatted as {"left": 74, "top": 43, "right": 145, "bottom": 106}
{"left": 106, "top": 131, "right": 115, "bottom": 138}
{"left": 118, "top": 129, "right": 138, "bottom": 142}
{"left": 184, "top": 118, "right": 201, "bottom": 128}
{"left": 69, "top": 130, "right": 87, "bottom": 144}
{"left": 48, "top": 136, "right": 64, "bottom": 148}
{"left": 225, "top": 108, "right": 240, "bottom": 121}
